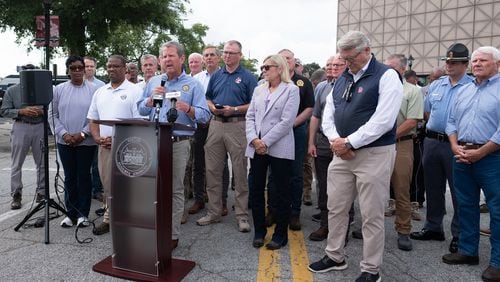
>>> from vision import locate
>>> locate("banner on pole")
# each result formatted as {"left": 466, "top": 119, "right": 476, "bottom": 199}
{"left": 35, "top": 15, "right": 59, "bottom": 47}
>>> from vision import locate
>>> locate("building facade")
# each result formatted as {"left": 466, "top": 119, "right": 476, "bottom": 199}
{"left": 337, "top": 0, "right": 500, "bottom": 75}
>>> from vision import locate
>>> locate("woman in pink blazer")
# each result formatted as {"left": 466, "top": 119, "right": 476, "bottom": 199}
{"left": 245, "top": 54, "right": 300, "bottom": 249}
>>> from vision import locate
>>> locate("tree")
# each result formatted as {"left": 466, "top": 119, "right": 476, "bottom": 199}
{"left": 303, "top": 62, "right": 321, "bottom": 77}
{"left": 0, "top": 0, "right": 206, "bottom": 64}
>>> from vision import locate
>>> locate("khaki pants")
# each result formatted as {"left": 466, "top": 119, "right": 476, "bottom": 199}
{"left": 98, "top": 147, "right": 112, "bottom": 223}
{"left": 391, "top": 140, "right": 413, "bottom": 234}
{"left": 204, "top": 120, "right": 248, "bottom": 220}
{"left": 325, "top": 144, "right": 396, "bottom": 274}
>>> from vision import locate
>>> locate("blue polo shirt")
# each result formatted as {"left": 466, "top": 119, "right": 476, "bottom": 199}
{"left": 206, "top": 65, "right": 257, "bottom": 107}
{"left": 137, "top": 72, "right": 211, "bottom": 135}
{"left": 424, "top": 74, "right": 473, "bottom": 133}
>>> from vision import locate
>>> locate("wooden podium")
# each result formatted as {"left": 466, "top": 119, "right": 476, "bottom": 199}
{"left": 92, "top": 119, "right": 195, "bottom": 281}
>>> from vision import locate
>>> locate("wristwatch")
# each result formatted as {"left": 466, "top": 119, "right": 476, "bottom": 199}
{"left": 234, "top": 107, "right": 239, "bottom": 113}
{"left": 80, "top": 132, "right": 86, "bottom": 139}
{"left": 344, "top": 138, "right": 353, "bottom": 150}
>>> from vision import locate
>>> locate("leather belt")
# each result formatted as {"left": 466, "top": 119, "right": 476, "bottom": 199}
{"left": 172, "top": 135, "right": 191, "bottom": 142}
{"left": 197, "top": 122, "right": 209, "bottom": 129}
{"left": 396, "top": 135, "right": 414, "bottom": 142}
{"left": 213, "top": 116, "right": 246, "bottom": 123}
{"left": 426, "top": 130, "right": 449, "bottom": 142}
{"left": 15, "top": 119, "right": 43, "bottom": 125}
{"left": 458, "top": 141, "right": 484, "bottom": 150}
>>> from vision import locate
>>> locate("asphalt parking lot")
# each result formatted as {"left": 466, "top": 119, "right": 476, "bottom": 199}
{"left": 0, "top": 118, "right": 493, "bottom": 281}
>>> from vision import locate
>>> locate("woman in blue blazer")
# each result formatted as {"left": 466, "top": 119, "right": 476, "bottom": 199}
{"left": 245, "top": 54, "right": 300, "bottom": 249}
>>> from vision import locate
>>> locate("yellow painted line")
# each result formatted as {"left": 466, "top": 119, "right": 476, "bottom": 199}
{"left": 289, "top": 229, "right": 313, "bottom": 282}
{"left": 256, "top": 226, "right": 281, "bottom": 282}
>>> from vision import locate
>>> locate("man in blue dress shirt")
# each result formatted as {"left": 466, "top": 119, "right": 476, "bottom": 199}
{"left": 443, "top": 46, "right": 500, "bottom": 282}
{"left": 138, "top": 41, "right": 211, "bottom": 249}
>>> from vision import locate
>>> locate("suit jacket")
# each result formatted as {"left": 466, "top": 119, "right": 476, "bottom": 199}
{"left": 245, "top": 81, "right": 300, "bottom": 160}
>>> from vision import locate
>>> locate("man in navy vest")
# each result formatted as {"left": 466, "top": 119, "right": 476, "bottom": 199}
{"left": 308, "top": 31, "right": 403, "bottom": 282}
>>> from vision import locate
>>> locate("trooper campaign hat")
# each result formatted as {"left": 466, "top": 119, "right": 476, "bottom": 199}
{"left": 441, "top": 43, "right": 469, "bottom": 62}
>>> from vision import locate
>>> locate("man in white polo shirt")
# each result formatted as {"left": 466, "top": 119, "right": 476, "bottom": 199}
{"left": 87, "top": 54, "right": 143, "bottom": 235}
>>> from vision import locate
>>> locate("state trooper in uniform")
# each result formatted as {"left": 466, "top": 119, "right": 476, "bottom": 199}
{"left": 410, "top": 43, "right": 473, "bottom": 254}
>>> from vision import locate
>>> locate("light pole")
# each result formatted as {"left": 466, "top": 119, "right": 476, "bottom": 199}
{"left": 43, "top": 0, "right": 52, "bottom": 70}
{"left": 408, "top": 54, "right": 414, "bottom": 71}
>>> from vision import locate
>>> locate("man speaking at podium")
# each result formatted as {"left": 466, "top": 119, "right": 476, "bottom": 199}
{"left": 138, "top": 41, "right": 211, "bottom": 249}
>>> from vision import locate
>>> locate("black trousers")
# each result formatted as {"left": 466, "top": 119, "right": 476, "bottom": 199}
{"left": 251, "top": 154, "right": 292, "bottom": 241}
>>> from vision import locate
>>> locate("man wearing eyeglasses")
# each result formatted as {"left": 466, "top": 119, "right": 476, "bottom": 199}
{"left": 197, "top": 40, "right": 257, "bottom": 233}
{"left": 87, "top": 55, "right": 143, "bottom": 235}
{"left": 410, "top": 43, "right": 473, "bottom": 254}
{"left": 307, "top": 54, "right": 348, "bottom": 242}
{"left": 309, "top": 31, "right": 403, "bottom": 282}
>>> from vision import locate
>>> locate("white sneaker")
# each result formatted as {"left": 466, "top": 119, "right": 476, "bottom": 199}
{"left": 77, "top": 217, "right": 89, "bottom": 227}
{"left": 196, "top": 214, "right": 221, "bottom": 226}
{"left": 238, "top": 218, "right": 251, "bottom": 233}
{"left": 60, "top": 217, "right": 73, "bottom": 228}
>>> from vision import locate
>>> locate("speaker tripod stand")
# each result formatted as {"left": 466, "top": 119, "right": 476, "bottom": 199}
{"left": 14, "top": 105, "right": 68, "bottom": 244}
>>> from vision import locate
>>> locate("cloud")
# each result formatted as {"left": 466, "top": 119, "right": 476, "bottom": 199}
{"left": 185, "top": 0, "right": 338, "bottom": 67}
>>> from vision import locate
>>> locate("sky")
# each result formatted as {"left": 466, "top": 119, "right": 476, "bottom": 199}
{"left": 0, "top": 0, "right": 338, "bottom": 78}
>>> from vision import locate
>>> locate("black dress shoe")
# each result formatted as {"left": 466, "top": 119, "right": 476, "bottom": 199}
{"left": 442, "top": 252, "right": 479, "bottom": 265}
{"left": 410, "top": 229, "right": 445, "bottom": 241}
{"left": 266, "top": 237, "right": 288, "bottom": 250}
{"left": 449, "top": 237, "right": 458, "bottom": 253}
{"left": 252, "top": 238, "right": 264, "bottom": 248}
{"left": 397, "top": 234, "right": 413, "bottom": 251}
{"left": 95, "top": 207, "right": 106, "bottom": 216}
{"left": 352, "top": 229, "right": 363, "bottom": 239}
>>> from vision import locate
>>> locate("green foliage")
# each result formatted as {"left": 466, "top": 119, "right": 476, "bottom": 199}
{"left": 303, "top": 62, "right": 321, "bottom": 77}
{"left": 0, "top": 0, "right": 207, "bottom": 70}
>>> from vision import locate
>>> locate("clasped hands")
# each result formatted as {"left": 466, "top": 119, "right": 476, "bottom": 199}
{"left": 252, "top": 138, "right": 268, "bottom": 155}
{"left": 452, "top": 145, "right": 483, "bottom": 164}
{"left": 20, "top": 106, "right": 43, "bottom": 117}
{"left": 62, "top": 133, "right": 84, "bottom": 146}
{"left": 330, "top": 138, "right": 355, "bottom": 160}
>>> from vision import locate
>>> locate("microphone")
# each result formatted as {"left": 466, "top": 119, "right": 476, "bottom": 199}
{"left": 153, "top": 75, "right": 167, "bottom": 108}
{"left": 165, "top": 91, "right": 181, "bottom": 123}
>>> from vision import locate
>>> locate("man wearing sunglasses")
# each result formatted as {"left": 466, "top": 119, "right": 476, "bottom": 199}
{"left": 309, "top": 31, "right": 403, "bottom": 282}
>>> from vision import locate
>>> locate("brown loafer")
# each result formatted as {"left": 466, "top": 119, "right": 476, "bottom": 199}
{"left": 171, "top": 239, "right": 179, "bottom": 250}
{"left": 93, "top": 222, "right": 110, "bottom": 235}
{"left": 188, "top": 201, "right": 205, "bottom": 214}
{"left": 309, "top": 226, "right": 329, "bottom": 241}
{"left": 222, "top": 203, "right": 228, "bottom": 216}
{"left": 482, "top": 266, "right": 500, "bottom": 282}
